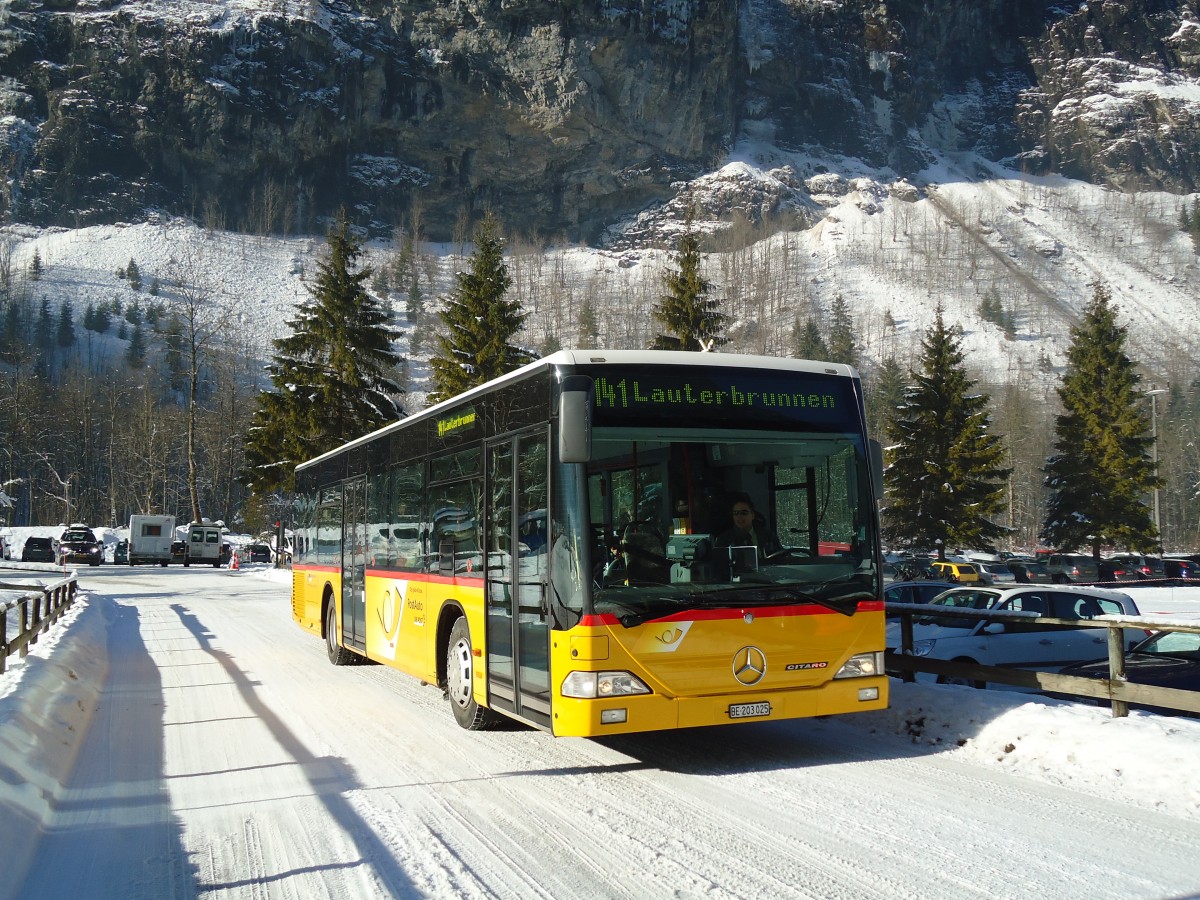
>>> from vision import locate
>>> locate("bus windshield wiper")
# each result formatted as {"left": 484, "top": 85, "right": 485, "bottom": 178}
{"left": 592, "top": 591, "right": 694, "bottom": 628}
{"left": 610, "top": 596, "right": 695, "bottom": 628}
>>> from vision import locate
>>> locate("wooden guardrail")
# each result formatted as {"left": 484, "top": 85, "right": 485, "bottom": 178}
{"left": 0, "top": 576, "right": 79, "bottom": 674}
{"left": 886, "top": 602, "right": 1200, "bottom": 718}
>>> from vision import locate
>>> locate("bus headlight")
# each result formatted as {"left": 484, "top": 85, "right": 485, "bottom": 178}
{"left": 834, "top": 652, "right": 884, "bottom": 679}
{"left": 561, "top": 671, "right": 651, "bottom": 699}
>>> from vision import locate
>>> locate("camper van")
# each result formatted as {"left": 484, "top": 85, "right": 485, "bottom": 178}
{"left": 128, "top": 514, "right": 175, "bottom": 566}
{"left": 184, "top": 521, "right": 224, "bottom": 567}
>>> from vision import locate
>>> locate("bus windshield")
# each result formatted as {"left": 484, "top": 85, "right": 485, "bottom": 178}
{"left": 585, "top": 427, "right": 878, "bottom": 626}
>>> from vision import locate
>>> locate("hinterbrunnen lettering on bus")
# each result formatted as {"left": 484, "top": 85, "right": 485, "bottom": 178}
{"left": 437, "top": 408, "right": 477, "bottom": 438}
{"left": 593, "top": 377, "right": 837, "bottom": 412}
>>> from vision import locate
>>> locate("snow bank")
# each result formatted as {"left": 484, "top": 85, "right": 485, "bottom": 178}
{"left": 0, "top": 596, "right": 105, "bottom": 885}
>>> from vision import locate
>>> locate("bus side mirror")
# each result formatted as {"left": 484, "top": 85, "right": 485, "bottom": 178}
{"left": 558, "top": 375, "right": 593, "bottom": 463}
{"left": 869, "top": 439, "right": 884, "bottom": 501}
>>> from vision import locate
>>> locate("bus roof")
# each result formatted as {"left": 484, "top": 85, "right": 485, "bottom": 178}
{"left": 294, "top": 350, "right": 860, "bottom": 473}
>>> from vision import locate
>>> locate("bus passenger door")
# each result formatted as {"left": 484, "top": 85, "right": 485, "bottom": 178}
{"left": 341, "top": 476, "right": 368, "bottom": 652}
{"left": 485, "top": 431, "right": 551, "bottom": 728}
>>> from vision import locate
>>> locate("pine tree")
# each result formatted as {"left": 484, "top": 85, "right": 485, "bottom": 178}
{"left": 577, "top": 297, "right": 600, "bottom": 348}
{"left": 1, "top": 300, "right": 23, "bottom": 366}
{"left": 35, "top": 295, "right": 53, "bottom": 352}
{"left": 126, "top": 321, "right": 147, "bottom": 368}
{"left": 864, "top": 356, "right": 909, "bottom": 441}
{"left": 29, "top": 249, "right": 43, "bottom": 281}
{"left": 826, "top": 295, "right": 859, "bottom": 367}
{"left": 94, "top": 303, "right": 112, "bottom": 334}
{"left": 56, "top": 301, "right": 75, "bottom": 349}
{"left": 405, "top": 271, "right": 423, "bottom": 322}
{"left": 648, "top": 209, "right": 728, "bottom": 351}
{"left": 429, "top": 213, "right": 533, "bottom": 402}
{"left": 1041, "top": 283, "right": 1162, "bottom": 555}
{"left": 34, "top": 295, "right": 53, "bottom": 378}
{"left": 790, "top": 315, "right": 829, "bottom": 360}
{"left": 882, "top": 304, "right": 1011, "bottom": 553}
{"left": 243, "top": 210, "right": 405, "bottom": 494}
{"left": 126, "top": 258, "right": 142, "bottom": 292}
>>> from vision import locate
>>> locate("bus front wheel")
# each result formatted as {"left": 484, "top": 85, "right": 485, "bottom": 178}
{"left": 446, "top": 617, "right": 498, "bottom": 730}
{"left": 326, "top": 602, "right": 355, "bottom": 666}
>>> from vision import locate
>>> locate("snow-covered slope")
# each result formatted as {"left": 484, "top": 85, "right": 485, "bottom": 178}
{"left": 6, "top": 151, "right": 1196, "bottom": 400}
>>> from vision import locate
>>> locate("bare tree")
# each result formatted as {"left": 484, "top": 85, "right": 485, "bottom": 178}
{"left": 36, "top": 450, "right": 76, "bottom": 526}
{"left": 165, "top": 241, "right": 232, "bottom": 524}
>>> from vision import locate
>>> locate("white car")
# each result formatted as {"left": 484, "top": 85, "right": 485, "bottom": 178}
{"left": 886, "top": 585, "right": 1145, "bottom": 687}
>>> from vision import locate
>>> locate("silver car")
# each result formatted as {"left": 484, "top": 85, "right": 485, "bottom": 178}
{"left": 886, "top": 585, "right": 1144, "bottom": 687}
{"left": 976, "top": 562, "right": 1016, "bottom": 585}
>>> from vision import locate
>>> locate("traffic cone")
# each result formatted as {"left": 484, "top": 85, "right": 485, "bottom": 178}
{"left": 231, "top": 552, "right": 239, "bottom": 571}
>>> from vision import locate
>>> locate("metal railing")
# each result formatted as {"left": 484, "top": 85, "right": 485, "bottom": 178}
{"left": 0, "top": 575, "right": 79, "bottom": 674}
{"left": 886, "top": 602, "right": 1200, "bottom": 718}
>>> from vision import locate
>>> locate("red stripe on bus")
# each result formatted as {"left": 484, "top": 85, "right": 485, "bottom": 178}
{"left": 578, "top": 600, "right": 881, "bottom": 627}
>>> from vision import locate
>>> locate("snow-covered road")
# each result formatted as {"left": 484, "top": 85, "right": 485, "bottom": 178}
{"left": 4, "top": 567, "right": 1200, "bottom": 899}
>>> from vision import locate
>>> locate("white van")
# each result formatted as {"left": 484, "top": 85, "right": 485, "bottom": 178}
{"left": 129, "top": 514, "right": 175, "bottom": 566}
{"left": 184, "top": 521, "right": 224, "bottom": 568}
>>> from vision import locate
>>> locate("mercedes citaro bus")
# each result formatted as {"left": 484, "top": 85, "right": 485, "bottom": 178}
{"left": 291, "top": 350, "right": 888, "bottom": 736}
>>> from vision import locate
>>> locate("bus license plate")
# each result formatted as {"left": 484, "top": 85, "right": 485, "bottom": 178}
{"left": 729, "top": 701, "right": 771, "bottom": 719}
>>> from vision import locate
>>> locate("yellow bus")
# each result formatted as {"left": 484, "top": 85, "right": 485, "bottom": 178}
{"left": 291, "top": 350, "right": 888, "bottom": 736}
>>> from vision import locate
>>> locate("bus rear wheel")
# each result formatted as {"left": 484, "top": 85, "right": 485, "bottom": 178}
{"left": 326, "top": 602, "right": 355, "bottom": 666}
{"left": 446, "top": 617, "right": 498, "bottom": 730}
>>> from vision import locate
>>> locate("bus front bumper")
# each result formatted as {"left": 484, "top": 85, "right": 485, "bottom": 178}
{"left": 550, "top": 675, "right": 888, "bottom": 737}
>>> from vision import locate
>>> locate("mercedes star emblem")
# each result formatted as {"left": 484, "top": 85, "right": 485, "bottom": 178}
{"left": 733, "top": 646, "right": 767, "bottom": 686}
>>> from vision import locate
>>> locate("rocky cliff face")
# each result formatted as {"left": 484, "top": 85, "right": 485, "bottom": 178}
{"left": 1016, "top": 0, "right": 1200, "bottom": 191}
{"left": 1, "top": 0, "right": 1198, "bottom": 244}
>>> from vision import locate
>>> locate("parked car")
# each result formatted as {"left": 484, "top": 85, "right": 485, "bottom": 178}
{"left": 883, "top": 581, "right": 960, "bottom": 615}
{"left": 976, "top": 562, "right": 1016, "bottom": 585}
{"left": 59, "top": 524, "right": 103, "bottom": 566}
{"left": 1096, "top": 559, "right": 1139, "bottom": 582}
{"left": 1163, "top": 558, "right": 1199, "bottom": 579}
{"left": 885, "top": 585, "right": 1144, "bottom": 688}
{"left": 1058, "top": 630, "right": 1200, "bottom": 716}
{"left": 170, "top": 540, "right": 188, "bottom": 564}
{"left": 114, "top": 539, "right": 129, "bottom": 564}
{"left": 1106, "top": 553, "right": 1165, "bottom": 579}
{"left": 247, "top": 543, "right": 272, "bottom": 563}
{"left": 21, "top": 536, "right": 59, "bottom": 563}
{"left": 929, "top": 560, "right": 982, "bottom": 583}
{"left": 1007, "top": 560, "right": 1053, "bottom": 583}
{"left": 1045, "top": 553, "right": 1101, "bottom": 583}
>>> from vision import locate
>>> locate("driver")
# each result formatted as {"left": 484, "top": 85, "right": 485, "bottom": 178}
{"left": 713, "top": 494, "right": 782, "bottom": 561}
